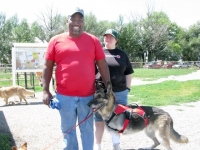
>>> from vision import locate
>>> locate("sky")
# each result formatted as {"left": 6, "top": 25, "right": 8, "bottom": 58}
{"left": 0, "top": 0, "right": 200, "bottom": 29}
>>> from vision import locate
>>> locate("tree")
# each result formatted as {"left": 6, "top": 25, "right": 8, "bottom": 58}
{"left": 31, "top": 22, "right": 46, "bottom": 43}
{"left": 0, "top": 13, "right": 37, "bottom": 63}
{"left": 84, "top": 12, "right": 98, "bottom": 35}
{"left": 166, "top": 23, "right": 184, "bottom": 61}
{"left": 139, "top": 11, "right": 171, "bottom": 61}
{"left": 32, "top": 5, "right": 67, "bottom": 42}
{"left": 118, "top": 21, "right": 141, "bottom": 61}
{"left": 84, "top": 12, "right": 117, "bottom": 41}
{"left": 0, "top": 13, "right": 18, "bottom": 64}
{"left": 13, "top": 19, "right": 34, "bottom": 43}
{"left": 180, "top": 22, "right": 200, "bottom": 61}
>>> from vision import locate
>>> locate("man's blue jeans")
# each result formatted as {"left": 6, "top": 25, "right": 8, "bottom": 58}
{"left": 56, "top": 93, "right": 94, "bottom": 150}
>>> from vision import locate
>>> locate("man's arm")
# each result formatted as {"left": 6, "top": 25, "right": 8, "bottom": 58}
{"left": 96, "top": 59, "right": 110, "bottom": 87}
{"left": 42, "top": 60, "right": 54, "bottom": 106}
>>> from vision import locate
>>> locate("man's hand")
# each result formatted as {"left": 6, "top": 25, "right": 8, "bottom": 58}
{"left": 43, "top": 90, "right": 53, "bottom": 107}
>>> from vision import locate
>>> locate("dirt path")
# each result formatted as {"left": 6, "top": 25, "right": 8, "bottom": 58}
{"left": 131, "top": 70, "right": 200, "bottom": 86}
{"left": 0, "top": 70, "right": 200, "bottom": 150}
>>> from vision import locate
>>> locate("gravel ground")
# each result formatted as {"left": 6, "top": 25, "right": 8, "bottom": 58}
{"left": 0, "top": 70, "right": 200, "bottom": 150}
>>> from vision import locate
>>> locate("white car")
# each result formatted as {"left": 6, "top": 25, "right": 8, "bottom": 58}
{"left": 172, "top": 63, "right": 190, "bottom": 69}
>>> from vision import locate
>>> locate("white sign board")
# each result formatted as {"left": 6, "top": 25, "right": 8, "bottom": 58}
{"left": 12, "top": 43, "right": 48, "bottom": 85}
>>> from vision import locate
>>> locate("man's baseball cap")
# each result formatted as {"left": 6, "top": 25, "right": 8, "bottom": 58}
{"left": 103, "top": 29, "right": 118, "bottom": 39}
{"left": 69, "top": 7, "right": 84, "bottom": 17}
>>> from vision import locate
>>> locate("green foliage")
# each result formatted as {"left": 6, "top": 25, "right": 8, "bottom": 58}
{"left": 0, "top": 13, "right": 36, "bottom": 63}
{"left": 0, "top": 13, "right": 18, "bottom": 64}
{"left": 138, "top": 12, "right": 171, "bottom": 61}
{"left": 1, "top": 3, "right": 200, "bottom": 63}
{"left": 0, "top": 134, "right": 12, "bottom": 150}
{"left": 165, "top": 23, "right": 184, "bottom": 60}
{"left": 84, "top": 12, "right": 118, "bottom": 41}
{"left": 13, "top": 19, "right": 34, "bottom": 43}
{"left": 31, "top": 22, "right": 46, "bottom": 42}
{"left": 118, "top": 22, "right": 140, "bottom": 61}
{"left": 180, "top": 22, "right": 200, "bottom": 61}
{"left": 84, "top": 12, "right": 98, "bottom": 35}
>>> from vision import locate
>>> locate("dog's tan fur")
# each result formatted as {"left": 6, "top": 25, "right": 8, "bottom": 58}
{"left": 0, "top": 86, "right": 35, "bottom": 105}
{"left": 88, "top": 81, "right": 188, "bottom": 150}
{"left": 12, "top": 142, "right": 27, "bottom": 150}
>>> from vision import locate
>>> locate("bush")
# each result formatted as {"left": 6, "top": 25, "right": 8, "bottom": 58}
{"left": 0, "top": 134, "right": 12, "bottom": 150}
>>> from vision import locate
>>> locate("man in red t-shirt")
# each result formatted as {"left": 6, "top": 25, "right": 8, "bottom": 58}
{"left": 42, "top": 7, "right": 110, "bottom": 150}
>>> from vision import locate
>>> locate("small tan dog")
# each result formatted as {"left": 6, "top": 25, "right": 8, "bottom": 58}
{"left": 0, "top": 86, "right": 35, "bottom": 105}
{"left": 12, "top": 142, "right": 27, "bottom": 150}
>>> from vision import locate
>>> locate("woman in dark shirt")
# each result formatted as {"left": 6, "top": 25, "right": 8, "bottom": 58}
{"left": 94, "top": 29, "right": 134, "bottom": 150}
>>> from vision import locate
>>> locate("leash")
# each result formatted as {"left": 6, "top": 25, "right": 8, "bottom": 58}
{"left": 42, "top": 110, "right": 94, "bottom": 150}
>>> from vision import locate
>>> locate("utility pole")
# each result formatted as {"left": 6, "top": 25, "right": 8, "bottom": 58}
{"left": 146, "top": 50, "right": 148, "bottom": 62}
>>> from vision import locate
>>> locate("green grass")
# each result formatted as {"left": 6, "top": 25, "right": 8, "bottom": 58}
{"left": 35, "top": 85, "right": 43, "bottom": 92}
{"left": 133, "top": 68, "right": 197, "bottom": 80}
{"left": 0, "top": 72, "right": 43, "bottom": 92}
{"left": 129, "top": 68, "right": 200, "bottom": 106}
{"left": 0, "top": 134, "right": 12, "bottom": 150}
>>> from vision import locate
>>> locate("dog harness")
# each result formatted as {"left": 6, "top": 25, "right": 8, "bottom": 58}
{"left": 105, "top": 104, "right": 148, "bottom": 133}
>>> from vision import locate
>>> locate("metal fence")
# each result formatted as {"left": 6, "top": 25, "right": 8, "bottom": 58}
{"left": 0, "top": 64, "right": 12, "bottom": 73}
{"left": 0, "top": 61, "right": 199, "bottom": 87}
{"left": 131, "top": 61, "right": 200, "bottom": 68}
{"left": 0, "top": 61, "right": 200, "bottom": 73}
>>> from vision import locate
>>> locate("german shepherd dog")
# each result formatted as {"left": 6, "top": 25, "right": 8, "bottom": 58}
{"left": 0, "top": 86, "right": 35, "bottom": 105}
{"left": 88, "top": 81, "right": 188, "bottom": 150}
